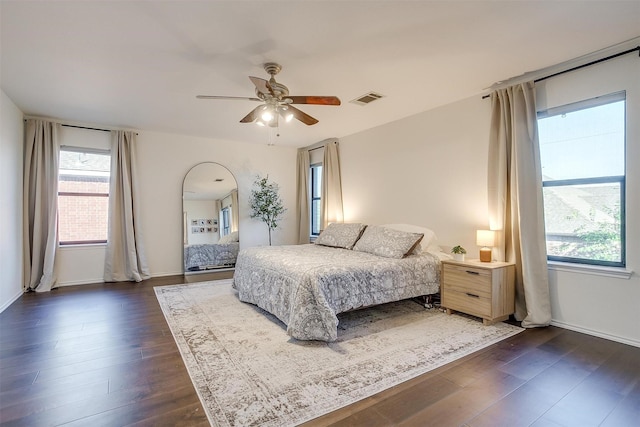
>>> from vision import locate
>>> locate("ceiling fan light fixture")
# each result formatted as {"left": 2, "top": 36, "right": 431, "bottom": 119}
{"left": 261, "top": 110, "right": 274, "bottom": 122}
{"left": 277, "top": 105, "right": 293, "bottom": 122}
{"left": 197, "top": 62, "right": 340, "bottom": 127}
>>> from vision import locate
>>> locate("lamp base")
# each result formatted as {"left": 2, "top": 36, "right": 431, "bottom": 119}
{"left": 479, "top": 247, "right": 492, "bottom": 262}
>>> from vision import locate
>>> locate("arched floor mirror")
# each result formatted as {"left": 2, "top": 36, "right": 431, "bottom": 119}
{"left": 183, "top": 162, "right": 239, "bottom": 274}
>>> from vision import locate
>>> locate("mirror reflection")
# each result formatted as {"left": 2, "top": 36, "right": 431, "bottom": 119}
{"left": 183, "top": 162, "right": 239, "bottom": 273}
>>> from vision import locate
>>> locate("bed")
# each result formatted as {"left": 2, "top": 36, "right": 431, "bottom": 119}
{"left": 232, "top": 224, "right": 443, "bottom": 341}
{"left": 184, "top": 231, "right": 240, "bottom": 271}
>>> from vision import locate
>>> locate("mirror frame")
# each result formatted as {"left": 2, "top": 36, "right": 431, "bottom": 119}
{"left": 182, "top": 162, "right": 239, "bottom": 274}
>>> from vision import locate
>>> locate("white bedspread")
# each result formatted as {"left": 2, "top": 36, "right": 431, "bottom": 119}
{"left": 232, "top": 244, "right": 440, "bottom": 341}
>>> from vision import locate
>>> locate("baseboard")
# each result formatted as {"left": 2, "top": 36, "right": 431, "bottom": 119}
{"left": 55, "top": 270, "right": 184, "bottom": 287}
{"left": 0, "top": 290, "right": 23, "bottom": 313}
{"left": 150, "top": 271, "right": 183, "bottom": 278}
{"left": 56, "top": 278, "right": 104, "bottom": 287}
{"left": 551, "top": 319, "right": 640, "bottom": 348}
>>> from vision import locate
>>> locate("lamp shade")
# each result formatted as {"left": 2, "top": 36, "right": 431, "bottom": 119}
{"left": 476, "top": 230, "right": 496, "bottom": 247}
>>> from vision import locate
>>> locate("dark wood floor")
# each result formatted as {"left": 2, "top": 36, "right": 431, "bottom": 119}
{"left": 1, "top": 274, "right": 638, "bottom": 427}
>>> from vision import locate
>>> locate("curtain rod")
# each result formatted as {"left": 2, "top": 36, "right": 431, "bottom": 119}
{"left": 307, "top": 139, "right": 338, "bottom": 152}
{"left": 24, "top": 119, "right": 138, "bottom": 135}
{"left": 61, "top": 124, "right": 111, "bottom": 133}
{"left": 482, "top": 45, "right": 639, "bottom": 99}
{"left": 61, "top": 124, "right": 139, "bottom": 135}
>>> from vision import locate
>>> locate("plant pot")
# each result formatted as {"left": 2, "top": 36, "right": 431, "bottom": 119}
{"left": 453, "top": 253, "right": 465, "bottom": 262}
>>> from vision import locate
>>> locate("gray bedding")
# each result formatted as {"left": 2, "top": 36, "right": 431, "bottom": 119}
{"left": 184, "top": 242, "right": 239, "bottom": 271}
{"left": 232, "top": 244, "right": 440, "bottom": 341}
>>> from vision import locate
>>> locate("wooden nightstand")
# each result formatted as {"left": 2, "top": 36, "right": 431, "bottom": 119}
{"left": 441, "top": 259, "right": 515, "bottom": 325}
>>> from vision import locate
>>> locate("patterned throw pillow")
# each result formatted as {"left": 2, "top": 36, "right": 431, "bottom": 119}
{"left": 381, "top": 224, "right": 439, "bottom": 254}
{"left": 314, "top": 223, "right": 367, "bottom": 249}
{"left": 353, "top": 225, "right": 423, "bottom": 259}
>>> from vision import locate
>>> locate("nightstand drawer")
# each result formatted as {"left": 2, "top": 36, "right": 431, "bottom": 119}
{"left": 443, "top": 288, "right": 491, "bottom": 318}
{"left": 443, "top": 264, "right": 491, "bottom": 294}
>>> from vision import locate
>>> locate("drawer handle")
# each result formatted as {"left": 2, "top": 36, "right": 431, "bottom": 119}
{"left": 465, "top": 270, "right": 480, "bottom": 275}
{"left": 466, "top": 292, "right": 480, "bottom": 298}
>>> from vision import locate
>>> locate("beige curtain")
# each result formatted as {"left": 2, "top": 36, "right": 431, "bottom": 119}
{"left": 104, "top": 131, "right": 150, "bottom": 282}
{"left": 23, "top": 119, "right": 60, "bottom": 292}
{"left": 295, "top": 148, "right": 310, "bottom": 243}
{"left": 230, "top": 189, "right": 239, "bottom": 233}
{"left": 321, "top": 140, "right": 344, "bottom": 229}
{"left": 488, "top": 82, "right": 551, "bottom": 328}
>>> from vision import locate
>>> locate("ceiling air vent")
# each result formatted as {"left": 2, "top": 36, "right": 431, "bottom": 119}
{"left": 350, "top": 91, "right": 384, "bottom": 106}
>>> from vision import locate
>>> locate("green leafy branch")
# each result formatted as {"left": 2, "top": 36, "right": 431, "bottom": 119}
{"left": 249, "top": 175, "right": 286, "bottom": 245}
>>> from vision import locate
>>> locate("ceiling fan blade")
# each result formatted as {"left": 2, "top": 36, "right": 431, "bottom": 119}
{"left": 239, "top": 105, "right": 264, "bottom": 123}
{"left": 196, "top": 95, "right": 261, "bottom": 101}
{"left": 285, "top": 96, "right": 341, "bottom": 106}
{"left": 249, "top": 76, "right": 274, "bottom": 96}
{"left": 286, "top": 105, "right": 319, "bottom": 125}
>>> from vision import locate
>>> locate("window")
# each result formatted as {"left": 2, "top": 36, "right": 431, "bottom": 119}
{"left": 310, "top": 164, "right": 322, "bottom": 236}
{"left": 58, "top": 148, "right": 111, "bottom": 245}
{"left": 537, "top": 92, "right": 625, "bottom": 267}
{"left": 221, "top": 207, "right": 230, "bottom": 236}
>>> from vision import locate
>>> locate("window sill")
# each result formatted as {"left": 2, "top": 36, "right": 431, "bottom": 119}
{"left": 548, "top": 261, "right": 633, "bottom": 280}
{"left": 58, "top": 243, "right": 107, "bottom": 250}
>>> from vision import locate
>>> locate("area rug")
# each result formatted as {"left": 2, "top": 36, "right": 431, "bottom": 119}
{"left": 154, "top": 279, "right": 523, "bottom": 426}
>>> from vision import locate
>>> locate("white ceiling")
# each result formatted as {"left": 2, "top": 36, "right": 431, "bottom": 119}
{"left": 2, "top": 1, "right": 639, "bottom": 148}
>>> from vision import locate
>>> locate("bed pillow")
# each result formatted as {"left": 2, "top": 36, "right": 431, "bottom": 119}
{"left": 381, "top": 224, "right": 439, "bottom": 253}
{"left": 353, "top": 225, "right": 424, "bottom": 259}
{"left": 314, "top": 223, "right": 366, "bottom": 249}
{"left": 218, "top": 231, "right": 239, "bottom": 244}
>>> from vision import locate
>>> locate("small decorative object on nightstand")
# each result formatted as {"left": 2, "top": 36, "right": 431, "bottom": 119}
{"left": 450, "top": 245, "right": 466, "bottom": 262}
{"left": 441, "top": 258, "right": 515, "bottom": 325}
{"left": 476, "top": 230, "right": 496, "bottom": 262}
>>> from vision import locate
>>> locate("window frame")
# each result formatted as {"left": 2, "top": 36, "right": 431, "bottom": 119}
{"left": 537, "top": 92, "right": 626, "bottom": 268}
{"left": 57, "top": 147, "right": 111, "bottom": 246}
{"left": 310, "top": 163, "right": 322, "bottom": 237}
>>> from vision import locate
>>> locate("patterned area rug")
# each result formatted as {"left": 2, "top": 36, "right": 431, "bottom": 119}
{"left": 155, "top": 279, "right": 523, "bottom": 426}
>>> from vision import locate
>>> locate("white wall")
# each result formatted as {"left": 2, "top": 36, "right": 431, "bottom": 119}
{"left": 56, "top": 129, "right": 297, "bottom": 284}
{"left": 184, "top": 199, "right": 219, "bottom": 245}
{"left": 0, "top": 90, "right": 24, "bottom": 311}
{"left": 57, "top": 245, "right": 108, "bottom": 286}
{"left": 341, "top": 95, "right": 492, "bottom": 256}
{"left": 339, "top": 55, "right": 639, "bottom": 346}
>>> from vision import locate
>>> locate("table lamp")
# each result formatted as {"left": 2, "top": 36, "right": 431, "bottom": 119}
{"left": 476, "top": 230, "right": 495, "bottom": 262}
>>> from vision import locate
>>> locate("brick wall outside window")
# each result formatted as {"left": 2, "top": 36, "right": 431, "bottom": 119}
{"left": 58, "top": 149, "right": 110, "bottom": 244}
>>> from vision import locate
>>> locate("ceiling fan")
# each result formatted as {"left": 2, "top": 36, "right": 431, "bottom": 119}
{"left": 197, "top": 62, "right": 340, "bottom": 127}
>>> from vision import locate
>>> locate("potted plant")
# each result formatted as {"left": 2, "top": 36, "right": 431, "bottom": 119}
{"left": 451, "top": 245, "right": 467, "bottom": 261}
{"left": 249, "top": 174, "right": 286, "bottom": 246}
